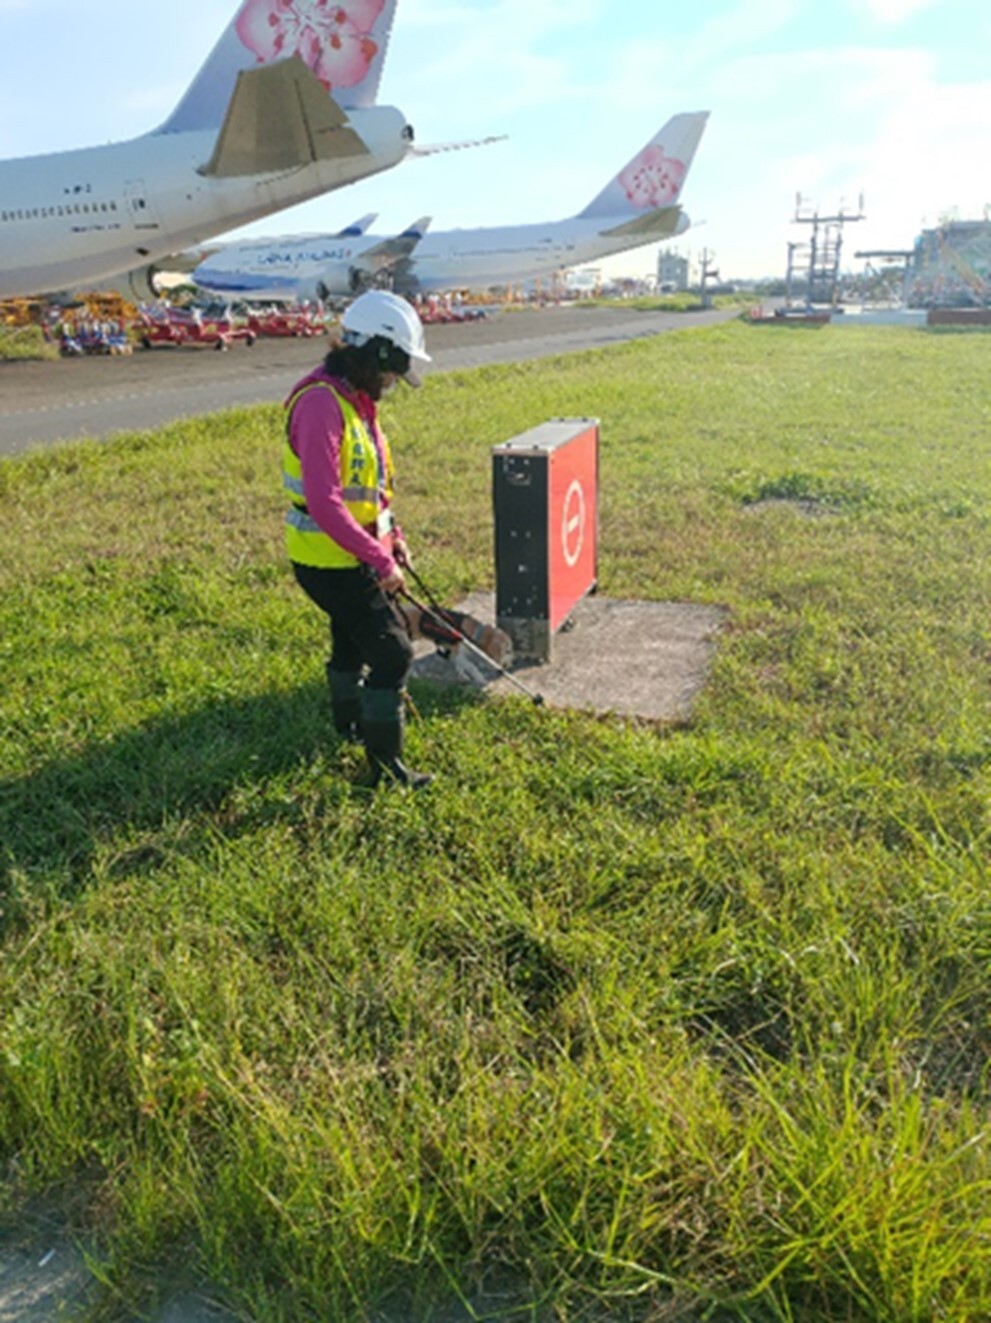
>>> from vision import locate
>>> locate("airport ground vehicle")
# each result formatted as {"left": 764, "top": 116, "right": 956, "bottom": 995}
{"left": 245, "top": 304, "right": 329, "bottom": 338}
{"left": 136, "top": 303, "right": 256, "bottom": 350}
{"left": 416, "top": 297, "right": 488, "bottom": 324}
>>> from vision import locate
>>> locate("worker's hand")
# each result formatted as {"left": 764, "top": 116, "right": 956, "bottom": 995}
{"left": 379, "top": 565, "right": 406, "bottom": 597}
{"left": 393, "top": 537, "right": 413, "bottom": 569}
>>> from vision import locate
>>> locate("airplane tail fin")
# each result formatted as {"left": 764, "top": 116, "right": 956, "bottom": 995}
{"left": 398, "top": 216, "right": 431, "bottom": 243}
{"left": 577, "top": 112, "right": 709, "bottom": 221}
{"left": 158, "top": 0, "right": 400, "bottom": 134}
{"left": 360, "top": 217, "right": 432, "bottom": 264}
{"left": 337, "top": 213, "right": 379, "bottom": 237}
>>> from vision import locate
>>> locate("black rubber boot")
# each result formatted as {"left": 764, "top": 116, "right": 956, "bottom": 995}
{"left": 327, "top": 666, "right": 363, "bottom": 743}
{"left": 359, "top": 688, "right": 432, "bottom": 790}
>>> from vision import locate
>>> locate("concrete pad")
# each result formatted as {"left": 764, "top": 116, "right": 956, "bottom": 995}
{"left": 410, "top": 593, "right": 728, "bottom": 721}
{"left": 833, "top": 306, "right": 927, "bottom": 326}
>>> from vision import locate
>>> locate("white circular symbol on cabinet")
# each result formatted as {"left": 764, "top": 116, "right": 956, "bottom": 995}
{"left": 562, "top": 480, "right": 585, "bottom": 567}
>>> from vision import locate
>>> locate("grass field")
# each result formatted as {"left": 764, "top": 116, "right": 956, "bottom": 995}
{"left": 0, "top": 320, "right": 988, "bottom": 1321}
{"left": 0, "top": 325, "right": 58, "bottom": 360}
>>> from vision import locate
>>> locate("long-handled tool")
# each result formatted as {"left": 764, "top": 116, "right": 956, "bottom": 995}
{"left": 397, "top": 578, "right": 545, "bottom": 706}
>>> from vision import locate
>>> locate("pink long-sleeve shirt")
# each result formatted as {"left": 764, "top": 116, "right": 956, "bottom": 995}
{"left": 285, "top": 367, "right": 399, "bottom": 580}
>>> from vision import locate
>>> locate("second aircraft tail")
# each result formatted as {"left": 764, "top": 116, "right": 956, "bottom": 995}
{"left": 577, "top": 112, "right": 709, "bottom": 222}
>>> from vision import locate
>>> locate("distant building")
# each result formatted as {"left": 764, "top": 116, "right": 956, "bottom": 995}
{"left": 908, "top": 218, "right": 991, "bottom": 307}
{"left": 657, "top": 250, "right": 689, "bottom": 292}
{"left": 565, "top": 268, "right": 601, "bottom": 296}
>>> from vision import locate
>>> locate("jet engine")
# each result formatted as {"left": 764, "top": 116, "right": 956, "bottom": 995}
{"left": 97, "top": 264, "right": 167, "bottom": 305}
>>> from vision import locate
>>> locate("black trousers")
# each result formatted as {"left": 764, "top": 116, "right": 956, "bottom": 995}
{"left": 292, "top": 562, "right": 413, "bottom": 690}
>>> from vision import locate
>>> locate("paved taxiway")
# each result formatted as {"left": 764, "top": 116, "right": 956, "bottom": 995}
{"left": 0, "top": 304, "right": 736, "bottom": 457}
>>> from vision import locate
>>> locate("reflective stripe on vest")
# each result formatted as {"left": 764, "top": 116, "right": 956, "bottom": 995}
{"left": 283, "top": 381, "right": 394, "bottom": 569}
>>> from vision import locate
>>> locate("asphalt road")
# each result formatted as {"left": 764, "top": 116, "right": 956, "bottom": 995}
{"left": 0, "top": 304, "right": 736, "bottom": 457}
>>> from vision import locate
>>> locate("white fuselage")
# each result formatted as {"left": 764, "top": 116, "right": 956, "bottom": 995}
{"left": 406, "top": 217, "right": 649, "bottom": 293}
{"left": 0, "top": 107, "right": 408, "bottom": 299}
{"left": 193, "top": 210, "right": 691, "bottom": 303}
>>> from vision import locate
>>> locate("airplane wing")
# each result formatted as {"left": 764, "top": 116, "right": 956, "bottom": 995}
{"left": 201, "top": 56, "right": 368, "bottom": 178}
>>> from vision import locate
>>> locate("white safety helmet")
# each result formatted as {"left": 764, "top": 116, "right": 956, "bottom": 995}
{"left": 340, "top": 290, "right": 431, "bottom": 386}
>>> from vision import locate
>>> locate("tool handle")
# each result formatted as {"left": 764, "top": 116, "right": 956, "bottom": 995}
{"left": 399, "top": 588, "right": 544, "bottom": 706}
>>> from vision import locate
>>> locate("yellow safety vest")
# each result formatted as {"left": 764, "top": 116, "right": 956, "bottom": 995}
{"left": 283, "top": 381, "right": 395, "bottom": 568}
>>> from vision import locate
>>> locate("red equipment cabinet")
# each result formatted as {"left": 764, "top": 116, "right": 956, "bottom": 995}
{"left": 492, "top": 417, "right": 599, "bottom": 660}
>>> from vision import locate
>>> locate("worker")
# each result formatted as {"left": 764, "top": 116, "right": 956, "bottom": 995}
{"left": 284, "top": 290, "right": 511, "bottom": 788}
{"left": 283, "top": 289, "right": 432, "bottom": 789}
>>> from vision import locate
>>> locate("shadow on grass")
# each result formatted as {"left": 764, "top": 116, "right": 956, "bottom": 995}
{"left": 0, "top": 678, "right": 480, "bottom": 922}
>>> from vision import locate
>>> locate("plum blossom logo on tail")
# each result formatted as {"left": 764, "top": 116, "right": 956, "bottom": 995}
{"left": 236, "top": 0, "right": 386, "bottom": 90}
{"left": 619, "top": 146, "right": 686, "bottom": 210}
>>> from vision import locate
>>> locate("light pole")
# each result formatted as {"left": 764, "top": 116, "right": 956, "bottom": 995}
{"left": 699, "top": 248, "right": 720, "bottom": 309}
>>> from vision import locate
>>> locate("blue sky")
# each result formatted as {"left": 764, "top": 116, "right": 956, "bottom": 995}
{"left": 1, "top": 0, "right": 989, "bottom": 280}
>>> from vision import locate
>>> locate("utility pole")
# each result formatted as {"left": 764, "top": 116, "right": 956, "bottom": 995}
{"left": 699, "top": 248, "right": 719, "bottom": 309}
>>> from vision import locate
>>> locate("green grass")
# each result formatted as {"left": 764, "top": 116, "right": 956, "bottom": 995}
{"left": 575, "top": 292, "right": 749, "bottom": 313}
{"left": 1, "top": 322, "right": 989, "bottom": 1321}
{"left": 0, "top": 324, "right": 58, "bottom": 360}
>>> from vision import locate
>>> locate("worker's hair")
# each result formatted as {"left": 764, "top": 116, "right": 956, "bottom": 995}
{"left": 323, "top": 337, "right": 400, "bottom": 400}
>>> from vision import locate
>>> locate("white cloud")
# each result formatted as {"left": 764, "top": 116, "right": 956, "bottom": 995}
{"left": 690, "top": 0, "right": 803, "bottom": 60}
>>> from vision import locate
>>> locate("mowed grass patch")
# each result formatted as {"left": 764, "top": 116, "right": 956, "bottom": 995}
{"left": 0, "top": 322, "right": 989, "bottom": 1321}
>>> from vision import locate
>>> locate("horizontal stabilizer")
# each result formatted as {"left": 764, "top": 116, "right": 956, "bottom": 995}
{"left": 201, "top": 56, "right": 367, "bottom": 178}
{"left": 598, "top": 205, "right": 685, "bottom": 240}
{"left": 409, "top": 135, "right": 508, "bottom": 158}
